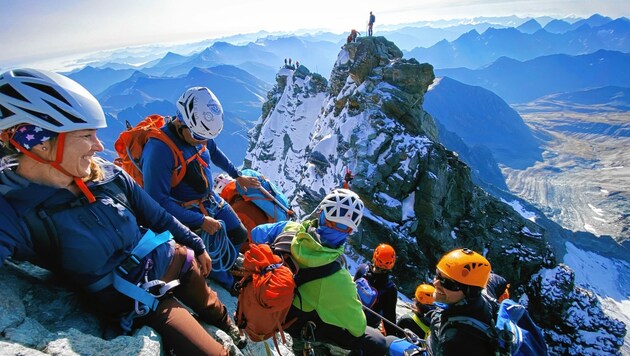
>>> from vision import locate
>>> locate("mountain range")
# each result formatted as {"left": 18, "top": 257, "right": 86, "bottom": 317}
{"left": 406, "top": 16, "right": 630, "bottom": 69}
{"left": 1, "top": 13, "right": 629, "bottom": 356}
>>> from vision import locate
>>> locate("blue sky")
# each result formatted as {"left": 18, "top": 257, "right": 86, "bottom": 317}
{"left": 0, "top": 0, "right": 628, "bottom": 69}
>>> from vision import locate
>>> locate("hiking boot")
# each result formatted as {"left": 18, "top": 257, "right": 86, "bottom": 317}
{"left": 225, "top": 323, "right": 247, "bottom": 349}
{"left": 229, "top": 254, "right": 246, "bottom": 277}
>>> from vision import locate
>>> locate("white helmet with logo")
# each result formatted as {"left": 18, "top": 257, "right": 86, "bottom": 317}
{"left": 176, "top": 87, "right": 224, "bottom": 140}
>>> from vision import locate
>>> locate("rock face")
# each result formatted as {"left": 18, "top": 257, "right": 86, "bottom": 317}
{"left": 0, "top": 261, "right": 262, "bottom": 355}
{"left": 528, "top": 265, "right": 626, "bottom": 355}
{"left": 245, "top": 36, "right": 626, "bottom": 354}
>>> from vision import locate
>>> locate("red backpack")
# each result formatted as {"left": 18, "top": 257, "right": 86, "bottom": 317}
{"left": 113, "top": 115, "right": 205, "bottom": 188}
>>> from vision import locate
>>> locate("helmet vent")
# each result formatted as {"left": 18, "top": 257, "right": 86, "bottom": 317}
{"left": 11, "top": 70, "right": 37, "bottom": 78}
{"left": 19, "top": 106, "right": 63, "bottom": 127}
{"left": 44, "top": 99, "right": 86, "bottom": 124}
{"left": 0, "top": 104, "right": 15, "bottom": 118}
{"left": 24, "top": 82, "right": 71, "bottom": 106}
{"left": 0, "top": 84, "right": 29, "bottom": 102}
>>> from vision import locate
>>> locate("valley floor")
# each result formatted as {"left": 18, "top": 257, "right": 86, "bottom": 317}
{"left": 505, "top": 101, "right": 630, "bottom": 353}
{"left": 504, "top": 102, "right": 630, "bottom": 244}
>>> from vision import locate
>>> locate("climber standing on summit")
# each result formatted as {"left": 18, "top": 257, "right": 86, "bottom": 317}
{"left": 368, "top": 11, "right": 376, "bottom": 36}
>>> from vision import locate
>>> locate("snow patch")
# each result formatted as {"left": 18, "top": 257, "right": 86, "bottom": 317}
{"left": 403, "top": 192, "right": 416, "bottom": 220}
{"left": 501, "top": 198, "right": 537, "bottom": 222}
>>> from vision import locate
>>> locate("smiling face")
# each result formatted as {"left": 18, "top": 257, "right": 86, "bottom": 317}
{"left": 54, "top": 129, "right": 104, "bottom": 178}
{"left": 433, "top": 270, "right": 466, "bottom": 304}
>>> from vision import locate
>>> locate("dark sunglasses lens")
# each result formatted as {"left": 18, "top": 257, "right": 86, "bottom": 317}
{"left": 435, "top": 272, "right": 460, "bottom": 291}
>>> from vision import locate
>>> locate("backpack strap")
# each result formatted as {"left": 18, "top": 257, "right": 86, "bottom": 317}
{"left": 146, "top": 130, "right": 189, "bottom": 187}
{"left": 411, "top": 313, "right": 431, "bottom": 336}
{"left": 294, "top": 260, "right": 342, "bottom": 287}
{"left": 21, "top": 174, "right": 130, "bottom": 271}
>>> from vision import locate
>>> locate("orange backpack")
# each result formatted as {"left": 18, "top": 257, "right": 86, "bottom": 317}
{"left": 234, "top": 243, "right": 296, "bottom": 349}
{"left": 220, "top": 181, "right": 274, "bottom": 253}
{"left": 113, "top": 115, "right": 204, "bottom": 188}
{"left": 234, "top": 233, "right": 343, "bottom": 351}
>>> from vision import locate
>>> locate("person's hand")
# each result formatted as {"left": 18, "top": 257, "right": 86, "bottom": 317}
{"left": 201, "top": 216, "right": 222, "bottom": 235}
{"left": 197, "top": 251, "right": 212, "bottom": 277}
{"left": 236, "top": 176, "right": 261, "bottom": 191}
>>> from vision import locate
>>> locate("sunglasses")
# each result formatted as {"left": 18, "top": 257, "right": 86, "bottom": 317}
{"left": 434, "top": 270, "right": 462, "bottom": 291}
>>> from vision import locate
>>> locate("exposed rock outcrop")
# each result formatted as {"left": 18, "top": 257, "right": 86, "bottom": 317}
{"left": 245, "top": 36, "right": 626, "bottom": 354}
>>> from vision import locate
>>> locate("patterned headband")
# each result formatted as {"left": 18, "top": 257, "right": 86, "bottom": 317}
{"left": 12, "top": 124, "right": 58, "bottom": 150}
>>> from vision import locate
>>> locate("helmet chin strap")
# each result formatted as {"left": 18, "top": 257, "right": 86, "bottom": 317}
{"left": 9, "top": 132, "right": 96, "bottom": 203}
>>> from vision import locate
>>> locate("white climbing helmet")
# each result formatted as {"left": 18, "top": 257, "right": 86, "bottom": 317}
{"left": 319, "top": 188, "right": 364, "bottom": 232}
{"left": 0, "top": 68, "right": 107, "bottom": 132}
{"left": 213, "top": 173, "right": 234, "bottom": 194}
{"left": 176, "top": 87, "right": 224, "bottom": 140}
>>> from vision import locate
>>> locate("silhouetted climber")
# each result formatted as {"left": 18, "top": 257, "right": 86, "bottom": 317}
{"left": 368, "top": 11, "right": 375, "bottom": 36}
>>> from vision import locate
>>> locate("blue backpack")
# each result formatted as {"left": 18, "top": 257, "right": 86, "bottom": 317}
{"left": 236, "top": 169, "right": 293, "bottom": 222}
{"left": 446, "top": 299, "right": 549, "bottom": 356}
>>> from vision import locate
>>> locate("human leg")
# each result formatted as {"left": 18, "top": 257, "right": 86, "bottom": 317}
{"left": 162, "top": 245, "right": 245, "bottom": 348}
{"left": 215, "top": 201, "right": 248, "bottom": 246}
{"left": 141, "top": 297, "right": 229, "bottom": 356}
{"left": 285, "top": 310, "right": 389, "bottom": 356}
{"left": 377, "top": 286, "right": 400, "bottom": 336}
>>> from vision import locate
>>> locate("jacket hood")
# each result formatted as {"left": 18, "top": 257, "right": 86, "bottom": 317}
{"left": 291, "top": 219, "right": 345, "bottom": 268}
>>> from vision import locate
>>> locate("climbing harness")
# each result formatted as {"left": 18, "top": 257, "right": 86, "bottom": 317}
{"left": 85, "top": 230, "right": 181, "bottom": 332}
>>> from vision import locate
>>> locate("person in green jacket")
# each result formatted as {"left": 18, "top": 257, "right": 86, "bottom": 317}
{"left": 250, "top": 188, "right": 396, "bottom": 355}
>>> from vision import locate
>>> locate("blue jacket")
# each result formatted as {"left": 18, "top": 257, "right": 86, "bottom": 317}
{"left": 0, "top": 158, "right": 205, "bottom": 313}
{"left": 140, "top": 123, "right": 240, "bottom": 229}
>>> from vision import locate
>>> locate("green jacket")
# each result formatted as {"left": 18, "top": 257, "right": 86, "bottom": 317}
{"left": 287, "top": 220, "right": 367, "bottom": 337}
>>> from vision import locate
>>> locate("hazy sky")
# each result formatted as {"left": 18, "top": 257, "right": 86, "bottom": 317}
{"left": 1, "top": 0, "right": 628, "bottom": 68}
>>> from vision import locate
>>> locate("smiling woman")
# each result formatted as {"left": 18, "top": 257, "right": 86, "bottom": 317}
{"left": 0, "top": 68, "right": 242, "bottom": 355}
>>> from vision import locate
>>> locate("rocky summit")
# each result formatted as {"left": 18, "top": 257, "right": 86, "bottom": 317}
{"left": 245, "top": 36, "right": 626, "bottom": 355}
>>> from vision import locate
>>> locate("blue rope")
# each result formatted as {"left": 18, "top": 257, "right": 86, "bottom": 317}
{"left": 201, "top": 221, "right": 238, "bottom": 272}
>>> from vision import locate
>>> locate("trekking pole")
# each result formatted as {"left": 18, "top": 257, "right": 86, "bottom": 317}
{"left": 257, "top": 185, "right": 296, "bottom": 217}
{"left": 362, "top": 305, "right": 426, "bottom": 346}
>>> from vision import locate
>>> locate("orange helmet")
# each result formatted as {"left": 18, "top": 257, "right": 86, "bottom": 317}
{"left": 373, "top": 244, "right": 396, "bottom": 270}
{"left": 436, "top": 248, "right": 491, "bottom": 289}
{"left": 415, "top": 284, "right": 435, "bottom": 305}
